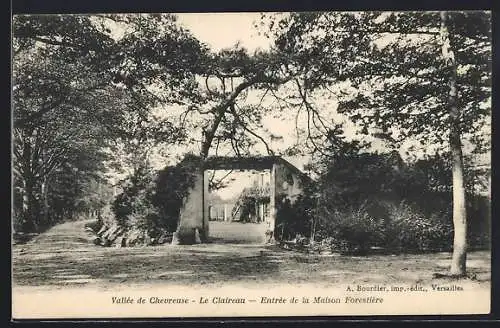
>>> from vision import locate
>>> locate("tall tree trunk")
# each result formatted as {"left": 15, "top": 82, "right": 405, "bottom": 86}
{"left": 22, "top": 174, "right": 36, "bottom": 232}
{"left": 20, "top": 135, "right": 38, "bottom": 232}
{"left": 449, "top": 123, "right": 467, "bottom": 275}
{"left": 41, "top": 176, "right": 49, "bottom": 227}
{"left": 310, "top": 217, "right": 316, "bottom": 245}
{"left": 440, "top": 11, "right": 468, "bottom": 276}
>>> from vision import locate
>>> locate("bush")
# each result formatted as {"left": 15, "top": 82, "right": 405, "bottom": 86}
{"left": 152, "top": 154, "right": 200, "bottom": 232}
{"left": 385, "top": 201, "right": 453, "bottom": 253}
{"left": 111, "top": 165, "right": 158, "bottom": 229}
{"left": 313, "top": 200, "right": 454, "bottom": 254}
{"left": 304, "top": 137, "right": 490, "bottom": 254}
{"left": 316, "top": 202, "right": 386, "bottom": 255}
{"left": 467, "top": 194, "right": 491, "bottom": 250}
{"left": 275, "top": 193, "right": 316, "bottom": 241}
{"left": 109, "top": 163, "right": 167, "bottom": 246}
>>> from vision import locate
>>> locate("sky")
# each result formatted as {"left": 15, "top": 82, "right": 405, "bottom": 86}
{"left": 176, "top": 13, "right": 272, "bottom": 52}
{"left": 104, "top": 13, "right": 392, "bottom": 170}
{"left": 147, "top": 14, "right": 296, "bottom": 195}
{"left": 141, "top": 13, "right": 322, "bottom": 173}
{"left": 174, "top": 13, "right": 490, "bottom": 153}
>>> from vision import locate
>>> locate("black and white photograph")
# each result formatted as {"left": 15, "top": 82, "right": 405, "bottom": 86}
{"left": 11, "top": 11, "right": 491, "bottom": 318}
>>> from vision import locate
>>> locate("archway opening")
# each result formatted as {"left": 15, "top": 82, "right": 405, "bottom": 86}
{"left": 206, "top": 169, "right": 271, "bottom": 244}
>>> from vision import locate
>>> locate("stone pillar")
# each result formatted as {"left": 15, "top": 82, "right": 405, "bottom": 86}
{"left": 173, "top": 169, "right": 205, "bottom": 245}
{"left": 223, "top": 204, "right": 227, "bottom": 222}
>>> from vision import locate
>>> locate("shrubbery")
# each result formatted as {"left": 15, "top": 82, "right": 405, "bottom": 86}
{"left": 317, "top": 203, "right": 386, "bottom": 254}
{"left": 106, "top": 165, "right": 166, "bottom": 246}
{"left": 312, "top": 200, "right": 453, "bottom": 254}
{"left": 467, "top": 194, "right": 491, "bottom": 249}
{"left": 384, "top": 201, "right": 453, "bottom": 253}
{"left": 96, "top": 155, "right": 201, "bottom": 247}
{"left": 275, "top": 193, "right": 315, "bottom": 241}
{"left": 152, "top": 155, "right": 200, "bottom": 232}
{"left": 307, "top": 192, "right": 490, "bottom": 255}
{"left": 296, "top": 139, "right": 491, "bottom": 254}
{"left": 111, "top": 165, "right": 159, "bottom": 229}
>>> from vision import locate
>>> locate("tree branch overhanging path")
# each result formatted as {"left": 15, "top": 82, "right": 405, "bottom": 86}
{"left": 198, "top": 73, "right": 296, "bottom": 159}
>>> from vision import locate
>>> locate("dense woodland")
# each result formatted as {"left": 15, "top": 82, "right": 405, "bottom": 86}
{"left": 12, "top": 12, "right": 490, "bottom": 276}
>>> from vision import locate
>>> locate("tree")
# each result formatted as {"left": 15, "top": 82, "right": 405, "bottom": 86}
{"left": 12, "top": 14, "right": 207, "bottom": 231}
{"left": 171, "top": 44, "right": 296, "bottom": 160}
{"left": 266, "top": 11, "right": 491, "bottom": 275}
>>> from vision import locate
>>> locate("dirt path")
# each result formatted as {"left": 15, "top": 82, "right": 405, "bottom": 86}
{"left": 208, "top": 221, "right": 267, "bottom": 244}
{"left": 12, "top": 220, "right": 492, "bottom": 318}
{"left": 12, "top": 220, "right": 491, "bottom": 291}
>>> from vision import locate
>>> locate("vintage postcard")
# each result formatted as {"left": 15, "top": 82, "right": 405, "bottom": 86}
{"left": 11, "top": 11, "right": 491, "bottom": 319}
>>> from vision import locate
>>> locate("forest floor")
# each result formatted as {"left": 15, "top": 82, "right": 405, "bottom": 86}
{"left": 12, "top": 219, "right": 491, "bottom": 290}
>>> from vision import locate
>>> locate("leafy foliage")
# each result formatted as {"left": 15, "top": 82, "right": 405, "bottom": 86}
{"left": 152, "top": 154, "right": 201, "bottom": 232}
{"left": 12, "top": 14, "right": 206, "bottom": 233}
{"left": 232, "top": 184, "right": 270, "bottom": 223}
{"left": 316, "top": 203, "right": 387, "bottom": 254}
{"left": 112, "top": 164, "right": 157, "bottom": 229}
{"left": 309, "top": 149, "right": 489, "bottom": 254}
{"left": 313, "top": 200, "right": 454, "bottom": 255}
{"left": 109, "top": 154, "right": 202, "bottom": 245}
{"left": 384, "top": 201, "right": 453, "bottom": 252}
{"left": 262, "top": 12, "right": 491, "bottom": 269}
{"left": 274, "top": 177, "right": 317, "bottom": 241}
{"left": 269, "top": 11, "right": 491, "bottom": 140}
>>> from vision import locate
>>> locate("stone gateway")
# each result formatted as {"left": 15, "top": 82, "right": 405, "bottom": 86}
{"left": 172, "top": 156, "right": 312, "bottom": 245}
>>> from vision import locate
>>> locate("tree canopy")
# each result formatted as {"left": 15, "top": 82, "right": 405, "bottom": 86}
{"left": 12, "top": 14, "right": 208, "bottom": 231}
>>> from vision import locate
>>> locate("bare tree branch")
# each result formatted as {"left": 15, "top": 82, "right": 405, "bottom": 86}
{"left": 230, "top": 104, "right": 274, "bottom": 156}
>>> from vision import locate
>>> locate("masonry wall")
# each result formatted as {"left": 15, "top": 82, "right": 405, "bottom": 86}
{"left": 265, "top": 163, "right": 306, "bottom": 242}
{"left": 174, "top": 169, "right": 207, "bottom": 244}
{"left": 274, "top": 163, "right": 304, "bottom": 204}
